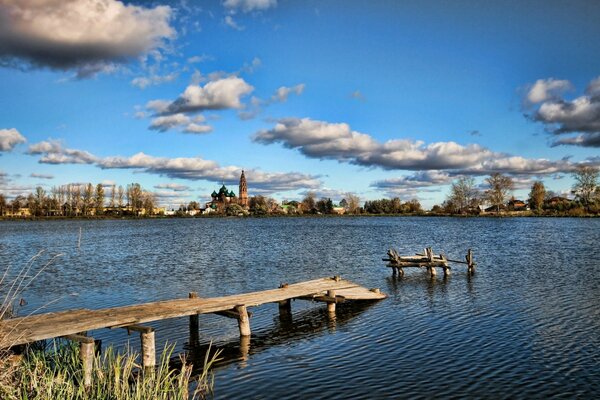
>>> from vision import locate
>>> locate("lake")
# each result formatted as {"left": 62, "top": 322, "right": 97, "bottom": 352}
{"left": 1, "top": 217, "right": 599, "bottom": 398}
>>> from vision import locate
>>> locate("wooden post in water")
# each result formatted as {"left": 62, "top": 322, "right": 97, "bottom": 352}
{"left": 188, "top": 292, "right": 199, "bottom": 346}
{"left": 64, "top": 334, "right": 95, "bottom": 388}
{"left": 122, "top": 325, "right": 156, "bottom": 370}
{"left": 428, "top": 265, "right": 437, "bottom": 277}
{"left": 278, "top": 299, "right": 291, "bottom": 317}
{"left": 80, "top": 340, "right": 94, "bottom": 387}
{"left": 327, "top": 289, "right": 336, "bottom": 314}
{"left": 466, "top": 249, "right": 475, "bottom": 274}
{"left": 141, "top": 329, "right": 156, "bottom": 370}
{"left": 235, "top": 305, "right": 251, "bottom": 337}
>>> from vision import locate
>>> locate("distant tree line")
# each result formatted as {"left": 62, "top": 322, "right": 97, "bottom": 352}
{"left": 0, "top": 182, "right": 158, "bottom": 217}
{"left": 430, "top": 166, "right": 600, "bottom": 216}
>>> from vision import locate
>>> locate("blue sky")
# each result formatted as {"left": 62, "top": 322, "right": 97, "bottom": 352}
{"left": 1, "top": 0, "right": 599, "bottom": 208}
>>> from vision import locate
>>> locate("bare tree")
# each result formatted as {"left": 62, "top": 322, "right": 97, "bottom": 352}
{"left": 109, "top": 184, "right": 116, "bottom": 208}
{"left": 528, "top": 181, "right": 546, "bottom": 211}
{"left": 345, "top": 192, "right": 361, "bottom": 214}
{"left": 448, "top": 177, "right": 479, "bottom": 214}
{"left": 301, "top": 191, "right": 316, "bottom": 213}
{"left": 485, "top": 173, "right": 514, "bottom": 212}
{"left": 82, "top": 183, "right": 94, "bottom": 216}
{"left": 572, "top": 166, "right": 598, "bottom": 209}
{"left": 117, "top": 185, "right": 124, "bottom": 208}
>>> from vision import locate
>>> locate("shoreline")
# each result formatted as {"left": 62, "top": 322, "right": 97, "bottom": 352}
{"left": 1, "top": 212, "right": 599, "bottom": 221}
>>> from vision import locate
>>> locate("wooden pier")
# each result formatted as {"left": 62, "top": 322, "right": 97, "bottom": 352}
{"left": 0, "top": 277, "right": 385, "bottom": 386}
{"left": 383, "top": 247, "right": 476, "bottom": 277}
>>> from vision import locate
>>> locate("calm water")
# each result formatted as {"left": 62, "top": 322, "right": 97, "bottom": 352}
{"left": 1, "top": 217, "right": 599, "bottom": 398}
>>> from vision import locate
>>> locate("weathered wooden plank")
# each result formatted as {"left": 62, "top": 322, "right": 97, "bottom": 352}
{"left": 0, "top": 277, "right": 386, "bottom": 347}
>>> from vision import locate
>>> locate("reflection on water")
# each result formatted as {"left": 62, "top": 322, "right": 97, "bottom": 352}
{"left": 1, "top": 217, "right": 599, "bottom": 398}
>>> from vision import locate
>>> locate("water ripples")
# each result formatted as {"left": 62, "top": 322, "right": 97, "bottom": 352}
{"left": 1, "top": 217, "right": 599, "bottom": 398}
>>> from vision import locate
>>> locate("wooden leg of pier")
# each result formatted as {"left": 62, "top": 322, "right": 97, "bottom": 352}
{"left": 443, "top": 266, "right": 451, "bottom": 277}
{"left": 141, "top": 330, "right": 156, "bottom": 370}
{"left": 64, "top": 334, "right": 95, "bottom": 388}
{"left": 429, "top": 266, "right": 437, "bottom": 277}
{"left": 189, "top": 292, "right": 199, "bottom": 346}
{"left": 235, "top": 305, "right": 251, "bottom": 337}
{"left": 278, "top": 299, "right": 291, "bottom": 316}
{"left": 80, "top": 340, "right": 94, "bottom": 387}
{"left": 121, "top": 325, "right": 156, "bottom": 370}
{"left": 327, "top": 290, "right": 336, "bottom": 314}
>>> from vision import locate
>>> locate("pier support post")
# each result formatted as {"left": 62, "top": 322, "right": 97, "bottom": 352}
{"left": 235, "top": 305, "right": 251, "bottom": 337}
{"left": 443, "top": 267, "right": 451, "bottom": 277}
{"left": 80, "top": 340, "right": 94, "bottom": 388}
{"left": 189, "top": 292, "right": 199, "bottom": 346}
{"left": 141, "top": 329, "right": 156, "bottom": 370}
{"left": 278, "top": 299, "right": 291, "bottom": 317}
{"left": 428, "top": 266, "right": 437, "bottom": 277}
{"left": 398, "top": 268, "right": 404, "bottom": 277}
{"left": 327, "top": 290, "right": 336, "bottom": 314}
{"left": 64, "top": 334, "right": 95, "bottom": 388}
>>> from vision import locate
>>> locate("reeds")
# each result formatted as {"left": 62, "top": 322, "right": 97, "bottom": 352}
{"left": 9, "top": 340, "right": 221, "bottom": 400}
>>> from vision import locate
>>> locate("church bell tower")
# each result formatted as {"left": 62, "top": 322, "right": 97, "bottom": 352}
{"left": 239, "top": 170, "right": 248, "bottom": 208}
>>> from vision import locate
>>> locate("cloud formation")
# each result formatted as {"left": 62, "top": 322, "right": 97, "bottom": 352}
{"left": 224, "top": 0, "right": 277, "bottom": 13}
{"left": 26, "top": 140, "right": 321, "bottom": 194}
{"left": 149, "top": 76, "right": 254, "bottom": 115}
{"left": 27, "top": 140, "right": 97, "bottom": 164}
{"left": 0, "top": 0, "right": 175, "bottom": 77}
{"left": 0, "top": 128, "right": 26, "bottom": 152}
{"left": 254, "top": 117, "right": 600, "bottom": 180}
{"left": 526, "top": 76, "right": 600, "bottom": 147}
{"left": 30, "top": 173, "right": 54, "bottom": 179}
{"left": 271, "top": 84, "right": 305, "bottom": 103}
{"left": 253, "top": 117, "right": 495, "bottom": 170}
{"left": 224, "top": 15, "right": 244, "bottom": 31}
{"left": 149, "top": 114, "right": 212, "bottom": 134}
{"left": 154, "top": 183, "right": 190, "bottom": 192}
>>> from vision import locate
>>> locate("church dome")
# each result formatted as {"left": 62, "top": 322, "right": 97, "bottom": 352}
{"left": 218, "top": 184, "right": 228, "bottom": 195}
{"left": 211, "top": 190, "right": 218, "bottom": 197}
{"left": 229, "top": 190, "right": 236, "bottom": 197}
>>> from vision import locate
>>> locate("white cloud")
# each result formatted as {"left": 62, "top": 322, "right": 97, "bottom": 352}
{"left": 271, "top": 84, "right": 305, "bottom": 103}
{"left": 0, "top": 0, "right": 175, "bottom": 77}
{"left": 151, "top": 76, "right": 254, "bottom": 115}
{"left": 254, "top": 117, "right": 600, "bottom": 177}
{"left": 154, "top": 183, "right": 190, "bottom": 192}
{"left": 0, "top": 128, "right": 26, "bottom": 152}
{"left": 26, "top": 141, "right": 321, "bottom": 194}
{"left": 526, "top": 77, "right": 600, "bottom": 147}
{"left": 149, "top": 113, "right": 212, "bottom": 134}
{"left": 27, "top": 140, "right": 97, "bottom": 164}
{"left": 223, "top": 0, "right": 277, "bottom": 13}
{"left": 224, "top": 15, "right": 244, "bottom": 31}
{"left": 30, "top": 173, "right": 54, "bottom": 179}
{"left": 526, "top": 78, "right": 573, "bottom": 104}
{"left": 253, "top": 118, "right": 494, "bottom": 170}
{"left": 131, "top": 72, "right": 178, "bottom": 89}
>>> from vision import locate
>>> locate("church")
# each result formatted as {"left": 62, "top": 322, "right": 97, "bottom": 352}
{"left": 205, "top": 170, "right": 248, "bottom": 211}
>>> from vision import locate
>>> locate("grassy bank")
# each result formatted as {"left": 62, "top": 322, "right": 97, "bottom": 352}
{"left": 0, "top": 340, "right": 220, "bottom": 400}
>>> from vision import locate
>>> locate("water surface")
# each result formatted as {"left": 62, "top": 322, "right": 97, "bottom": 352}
{"left": 1, "top": 217, "right": 599, "bottom": 398}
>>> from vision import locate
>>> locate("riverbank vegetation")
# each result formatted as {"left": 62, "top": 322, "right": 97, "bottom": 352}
{"left": 0, "top": 252, "right": 220, "bottom": 399}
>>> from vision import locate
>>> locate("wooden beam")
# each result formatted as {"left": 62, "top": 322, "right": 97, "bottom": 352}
{"left": 63, "top": 334, "right": 94, "bottom": 344}
{"left": 214, "top": 309, "right": 254, "bottom": 319}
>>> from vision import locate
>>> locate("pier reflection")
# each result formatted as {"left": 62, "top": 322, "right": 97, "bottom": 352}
{"left": 180, "top": 301, "right": 375, "bottom": 374}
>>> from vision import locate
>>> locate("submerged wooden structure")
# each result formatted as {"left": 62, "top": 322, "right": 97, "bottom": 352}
{"left": 0, "top": 277, "right": 385, "bottom": 386}
{"left": 383, "top": 247, "right": 476, "bottom": 277}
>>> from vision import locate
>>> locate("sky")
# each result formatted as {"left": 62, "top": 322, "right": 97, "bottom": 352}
{"left": 1, "top": 0, "right": 599, "bottom": 209}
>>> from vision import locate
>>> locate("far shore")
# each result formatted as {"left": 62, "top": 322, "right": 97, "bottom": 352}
{"left": 1, "top": 212, "right": 599, "bottom": 222}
